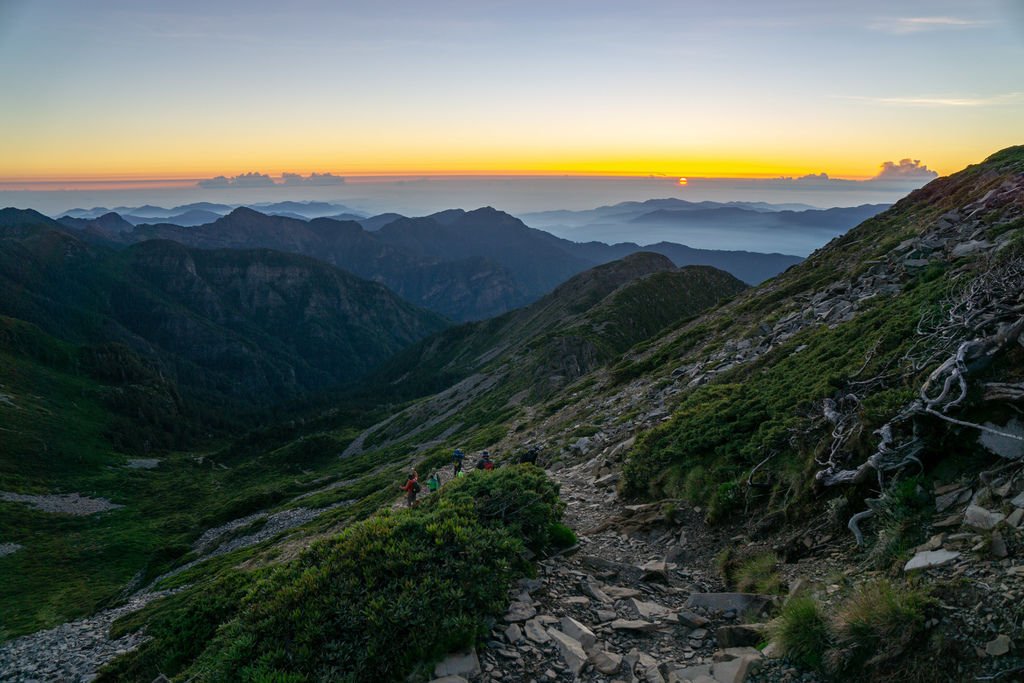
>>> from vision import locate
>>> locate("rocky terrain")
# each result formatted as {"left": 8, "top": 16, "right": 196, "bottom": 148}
{"left": 426, "top": 438, "right": 1024, "bottom": 683}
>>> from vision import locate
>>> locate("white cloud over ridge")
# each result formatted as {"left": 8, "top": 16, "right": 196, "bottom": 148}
{"left": 198, "top": 172, "right": 346, "bottom": 189}
{"left": 871, "top": 16, "right": 991, "bottom": 34}
{"left": 874, "top": 159, "right": 938, "bottom": 180}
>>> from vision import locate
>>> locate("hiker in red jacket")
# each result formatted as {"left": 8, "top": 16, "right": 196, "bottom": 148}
{"left": 399, "top": 469, "right": 420, "bottom": 507}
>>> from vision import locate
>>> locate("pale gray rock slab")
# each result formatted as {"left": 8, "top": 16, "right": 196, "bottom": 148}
{"left": 590, "top": 649, "right": 623, "bottom": 675}
{"left": 985, "top": 634, "right": 1011, "bottom": 656}
{"left": 547, "top": 627, "right": 587, "bottom": 675}
{"left": 503, "top": 601, "right": 536, "bottom": 622}
{"left": 559, "top": 616, "right": 596, "bottom": 651}
{"left": 904, "top": 549, "right": 960, "bottom": 572}
{"left": 610, "top": 618, "right": 660, "bottom": 632}
{"left": 964, "top": 504, "right": 1005, "bottom": 530}
{"left": 433, "top": 650, "right": 481, "bottom": 679}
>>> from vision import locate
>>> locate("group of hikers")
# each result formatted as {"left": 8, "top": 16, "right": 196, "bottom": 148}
{"left": 398, "top": 444, "right": 541, "bottom": 507}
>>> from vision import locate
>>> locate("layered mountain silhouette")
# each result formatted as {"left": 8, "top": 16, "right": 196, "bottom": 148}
{"left": 521, "top": 198, "right": 889, "bottom": 256}
{"left": 53, "top": 205, "right": 802, "bottom": 320}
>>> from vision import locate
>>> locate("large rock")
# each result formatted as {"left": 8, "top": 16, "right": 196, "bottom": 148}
{"left": 504, "top": 623, "right": 523, "bottom": 644}
{"left": 628, "top": 597, "right": 671, "bottom": 620}
{"left": 611, "top": 618, "right": 660, "bottom": 633}
{"left": 524, "top": 618, "right": 551, "bottom": 643}
{"left": 711, "top": 648, "right": 763, "bottom": 683}
{"left": 589, "top": 649, "right": 624, "bottom": 675}
{"left": 676, "top": 610, "right": 710, "bottom": 628}
{"left": 985, "top": 634, "right": 1012, "bottom": 656}
{"left": 604, "top": 585, "right": 643, "bottom": 599}
{"left": 979, "top": 418, "right": 1024, "bottom": 459}
{"left": 666, "top": 664, "right": 713, "bottom": 683}
{"left": 904, "top": 549, "right": 961, "bottom": 572}
{"left": 583, "top": 580, "right": 613, "bottom": 604}
{"left": 504, "top": 601, "right": 537, "bottom": 622}
{"left": 559, "top": 616, "right": 597, "bottom": 651}
{"left": 430, "top": 677, "right": 469, "bottom": 683}
{"left": 433, "top": 650, "right": 481, "bottom": 679}
{"left": 548, "top": 627, "right": 588, "bottom": 675}
{"left": 964, "top": 505, "right": 1006, "bottom": 531}
{"left": 640, "top": 560, "right": 670, "bottom": 583}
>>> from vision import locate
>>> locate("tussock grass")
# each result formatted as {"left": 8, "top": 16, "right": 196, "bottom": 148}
{"left": 827, "top": 579, "right": 932, "bottom": 676}
{"left": 769, "top": 597, "right": 831, "bottom": 670}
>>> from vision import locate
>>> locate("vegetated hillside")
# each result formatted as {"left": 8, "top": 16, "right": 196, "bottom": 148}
{"left": 612, "top": 146, "right": 1024, "bottom": 519}
{"left": 366, "top": 252, "right": 746, "bottom": 403}
{"left": 57, "top": 205, "right": 801, "bottom": 320}
{"left": 0, "top": 210, "right": 448, "bottom": 412}
{"left": 0, "top": 311, "right": 395, "bottom": 641}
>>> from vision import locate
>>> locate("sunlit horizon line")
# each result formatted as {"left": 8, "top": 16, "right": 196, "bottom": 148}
{"left": 0, "top": 168, "right": 885, "bottom": 187}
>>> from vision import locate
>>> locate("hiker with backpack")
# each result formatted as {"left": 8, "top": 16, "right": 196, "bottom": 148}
{"left": 476, "top": 451, "right": 494, "bottom": 471}
{"left": 399, "top": 469, "right": 420, "bottom": 507}
{"left": 452, "top": 448, "right": 465, "bottom": 475}
{"left": 426, "top": 471, "right": 441, "bottom": 494}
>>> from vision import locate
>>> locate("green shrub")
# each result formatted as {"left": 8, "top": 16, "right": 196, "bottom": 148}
{"left": 770, "top": 597, "right": 831, "bottom": 671}
{"left": 182, "top": 466, "right": 562, "bottom": 682}
{"left": 827, "top": 580, "right": 932, "bottom": 676}
{"left": 98, "top": 573, "right": 250, "bottom": 681}
{"left": 548, "top": 522, "right": 577, "bottom": 549}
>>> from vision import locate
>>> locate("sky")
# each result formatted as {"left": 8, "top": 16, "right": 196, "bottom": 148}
{"left": 1, "top": 0, "right": 1022, "bottom": 187}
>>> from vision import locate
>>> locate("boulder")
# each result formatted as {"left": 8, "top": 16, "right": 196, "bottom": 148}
{"left": 610, "top": 618, "right": 660, "bottom": 633}
{"left": 559, "top": 616, "right": 597, "bottom": 651}
{"left": 627, "top": 597, "right": 671, "bottom": 620}
{"left": 676, "top": 610, "right": 710, "bottom": 628}
{"left": 504, "top": 623, "right": 523, "bottom": 644}
{"left": 431, "top": 678, "right": 469, "bottom": 683}
{"left": 589, "top": 649, "right": 624, "bottom": 675}
{"left": 504, "top": 601, "right": 537, "bottom": 622}
{"left": 979, "top": 419, "right": 1024, "bottom": 460}
{"left": 583, "top": 580, "right": 613, "bottom": 603}
{"left": 640, "top": 560, "right": 670, "bottom": 583}
{"left": 524, "top": 618, "right": 551, "bottom": 643}
{"left": 964, "top": 505, "right": 1005, "bottom": 531}
{"left": 547, "top": 627, "right": 588, "bottom": 675}
{"left": 711, "top": 649, "right": 763, "bottom": 683}
{"left": 666, "top": 665, "right": 714, "bottom": 683}
{"left": 985, "top": 634, "right": 1012, "bottom": 656}
{"left": 433, "top": 650, "right": 481, "bottom": 679}
{"left": 604, "top": 585, "right": 643, "bottom": 599}
{"left": 903, "top": 549, "right": 960, "bottom": 572}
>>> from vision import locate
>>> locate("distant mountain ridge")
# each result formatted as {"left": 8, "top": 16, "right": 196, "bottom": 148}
{"left": 52, "top": 205, "right": 803, "bottom": 320}
{"left": 521, "top": 198, "right": 890, "bottom": 256}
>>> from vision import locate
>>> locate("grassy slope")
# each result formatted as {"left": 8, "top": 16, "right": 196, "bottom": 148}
{"left": 619, "top": 146, "right": 1024, "bottom": 517}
